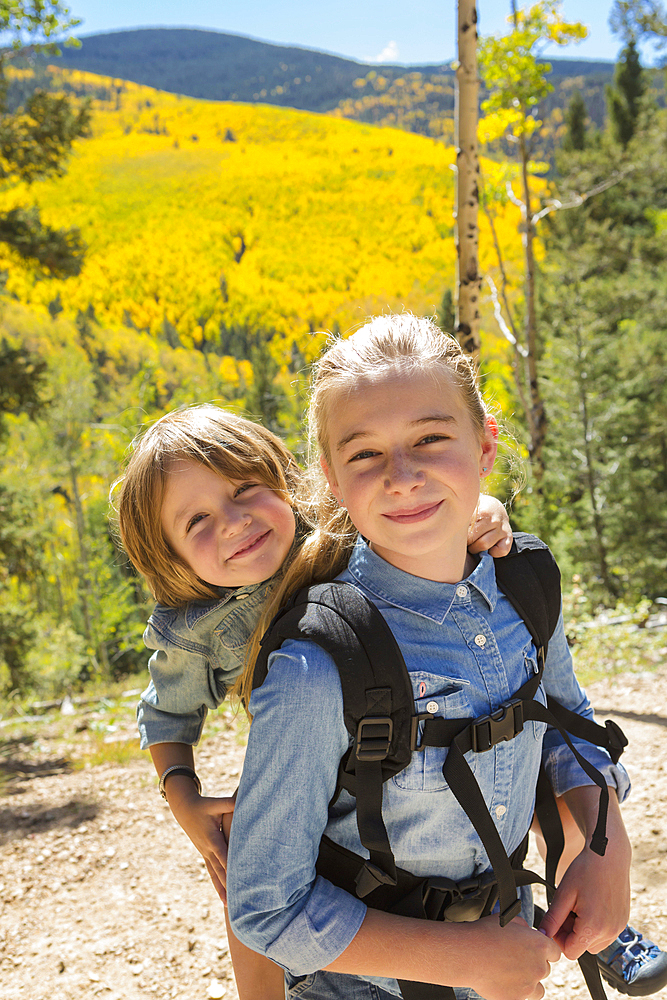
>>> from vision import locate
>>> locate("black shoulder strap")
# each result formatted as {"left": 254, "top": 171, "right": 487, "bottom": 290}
{"left": 254, "top": 581, "right": 414, "bottom": 773}
{"left": 254, "top": 580, "right": 416, "bottom": 895}
{"left": 494, "top": 532, "right": 561, "bottom": 652}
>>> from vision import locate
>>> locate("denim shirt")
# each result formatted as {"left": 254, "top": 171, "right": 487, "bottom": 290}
{"left": 227, "top": 538, "right": 630, "bottom": 997}
{"left": 136, "top": 578, "right": 271, "bottom": 749}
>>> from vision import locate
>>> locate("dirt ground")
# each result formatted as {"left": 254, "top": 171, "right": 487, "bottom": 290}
{"left": 1, "top": 666, "right": 667, "bottom": 1000}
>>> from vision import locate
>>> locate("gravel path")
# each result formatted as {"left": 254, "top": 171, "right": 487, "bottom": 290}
{"left": 2, "top": 667, "right": 667, "bottom": 1000}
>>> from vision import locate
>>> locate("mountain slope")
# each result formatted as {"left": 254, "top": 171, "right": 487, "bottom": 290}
{"left": 54, "top": 27, "right": 615, "bottom": 120}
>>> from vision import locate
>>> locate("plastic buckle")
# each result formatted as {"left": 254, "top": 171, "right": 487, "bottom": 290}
{"left": 355, "top": 717, "right": 393, "bottom": 761}
{"left": 471, "top": 699, "right": 524, "bottom": 753}
{"left": 354, "top": 861, "right": 397, "bottom": 898}
{"left": 422, "top": 876, "right": 459, "bottom": 921}
{"left": 410, "top": 711, "right": 435, "bottom": 752}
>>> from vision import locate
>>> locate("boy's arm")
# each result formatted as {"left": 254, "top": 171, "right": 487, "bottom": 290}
{"left": 469, "top": 495, "right": 512, "bottom": 557}
{"left": 539, "top": 784, "right": 632, "bottom": 960}
{"left": 149, "top": 742, "right": 234, "bottom": 902}
{"left": 325, "top": 910, "right": 560, "bottom": 1000}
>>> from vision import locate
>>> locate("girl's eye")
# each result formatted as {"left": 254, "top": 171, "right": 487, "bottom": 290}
{"left": 419, "top": 434, "right": 449, "bottom": 445}
{"left": 186, "top": 513, "right": 207, "bottom": 532}
{"left": 349, "top": 449, "right": 378, "bottom": 462}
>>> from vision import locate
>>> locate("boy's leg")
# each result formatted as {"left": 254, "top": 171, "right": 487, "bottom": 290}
{"left": 532, "top": 797, "right": 667, "bottom": 996}
{"left": 222, "top": 811, "right": 286, "bottom": 1000}
{"left": 285, "top": 970, "right": 397, "bottom": 999}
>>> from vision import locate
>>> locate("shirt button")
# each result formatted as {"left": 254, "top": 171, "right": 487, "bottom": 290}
{"left": 495, "top": 805, "right": 507, "bottom": 818}
{"left": 426, "top": 701, "right": 439, "bottom": 715}
{"left": 456, "top": 585, "right": 468, "bottom": 598}
{"left": 474, "top": 634, "right": 487, "bottom": 648}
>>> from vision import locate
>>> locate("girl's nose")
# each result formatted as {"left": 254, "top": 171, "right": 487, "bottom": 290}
{"left": 384, "top": 453, "right": 425, "bottom": 493}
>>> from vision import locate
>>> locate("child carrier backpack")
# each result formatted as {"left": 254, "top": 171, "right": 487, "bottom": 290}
{"left": 254, "top": 533, "right": 628, "bottom": 1000}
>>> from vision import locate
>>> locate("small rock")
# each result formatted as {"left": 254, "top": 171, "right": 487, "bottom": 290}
{"left": 207, "top": 983, "right": 226, "bottom": 999}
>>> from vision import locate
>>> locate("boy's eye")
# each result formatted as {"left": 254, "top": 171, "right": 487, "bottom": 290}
{"left": 349, "top": 449, "right": 378, "bottom": 462}
{"left": 234, "top": 482, "right": 258, "bottom": 497}
{"left": 186, "top": 512, "right": 207, "bottom": 532}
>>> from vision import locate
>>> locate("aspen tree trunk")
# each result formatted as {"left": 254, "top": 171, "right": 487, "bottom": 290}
{"left": 518, "top": 133, "right": 546, "bottom": 479}
{"left": 455, "top": 0, "right": 481, "bottom": 362}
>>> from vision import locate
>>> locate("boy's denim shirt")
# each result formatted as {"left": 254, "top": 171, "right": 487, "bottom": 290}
{"left": 136, "top": 578, "right": 270, "bottom": 749}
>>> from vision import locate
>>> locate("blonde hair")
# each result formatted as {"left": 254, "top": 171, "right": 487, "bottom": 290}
{"left": 113, "top": 404, "right": 301, "bottom": 608}
{"left": 241, "top": 313, "right": 489, "bottom": 706}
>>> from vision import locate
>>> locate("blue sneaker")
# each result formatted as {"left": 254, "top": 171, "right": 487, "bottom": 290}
{"left": 597, "top": 926, "right": 667, "bottom": 996}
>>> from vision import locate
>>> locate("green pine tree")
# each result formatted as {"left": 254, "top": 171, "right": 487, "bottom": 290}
{"left": 563, "top": 89, "right": 588, "bottom": 152}
{"left": 606, "top": 39, "right": 646, "bottom": 147}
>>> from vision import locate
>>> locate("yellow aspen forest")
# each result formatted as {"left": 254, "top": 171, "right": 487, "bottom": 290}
{"left": 1, "top": 67, "right": 526, "bottom": 365}
{"left": 0, "top": 66, "right": 532, "bottom": 694}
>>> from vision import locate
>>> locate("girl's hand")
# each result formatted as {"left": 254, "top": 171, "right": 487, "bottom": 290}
{"left": 164, "top": 778, "right": 236, "bottom": 903}
{"left": 465, "top": 915, "right": 561, "bottom": 1000}
{"left": 539, "top": 843, "right": 631, "bottom": 959}
{"left": 539, "top": 787, "right": 631, "bottom": 959}
{"left": 469, "top": 495, "right": 512, "bottom": 557}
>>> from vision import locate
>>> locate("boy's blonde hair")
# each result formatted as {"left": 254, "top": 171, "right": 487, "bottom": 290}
{"left": 240, "top": 314, "right": 488, "bottom": 706}
{"left": 114, "top": 404, "right": 301, "bottom": 608}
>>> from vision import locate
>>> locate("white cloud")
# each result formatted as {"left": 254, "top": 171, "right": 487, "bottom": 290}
{"left": 367, "top": 40, "right": 399, "bottom": 63}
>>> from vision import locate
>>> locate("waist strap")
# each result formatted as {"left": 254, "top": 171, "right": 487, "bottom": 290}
{"left": 316, "top": 833, "right": 539, "bottom": 1000}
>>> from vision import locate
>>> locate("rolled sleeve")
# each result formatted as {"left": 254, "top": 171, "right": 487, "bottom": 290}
{"left": 541, "top": 611, "right": 630, "bottom": 803}
{"left": 137, "top": 679, "right": 208, "bottom": 748}
{"left": 227, "top": 641, "right": 367, "bottom": 973}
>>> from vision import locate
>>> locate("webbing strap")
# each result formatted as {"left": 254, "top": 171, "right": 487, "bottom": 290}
{"left": 535, "top": 765, "right": 564, "bottom": 896}
{"left": 443, "top": 740, "right": 522, "bottom": 925}
{"left": 579, "top": 951, "right": 609, "bottom": 1000}
{"left": 397, "top": 982, "right": 455, "bottom": 1000}
{"left": 354, "top": 754, "right": 397, "bottom": 895}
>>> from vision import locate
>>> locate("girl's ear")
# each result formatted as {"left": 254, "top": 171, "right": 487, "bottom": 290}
{"left": 480, "top": 416, "right": 499, "bottom": 478}
{"left": 320, "top": 454, "right": 343, "bottom": 502}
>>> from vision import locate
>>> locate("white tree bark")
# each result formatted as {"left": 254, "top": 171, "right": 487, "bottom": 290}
{"left": 455, "top": 0, "right": 481, "bottom": 362}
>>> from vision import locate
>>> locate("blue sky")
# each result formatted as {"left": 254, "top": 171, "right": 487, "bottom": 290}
{"left": 64, "top": 1, "right": 661, "bottom": 66}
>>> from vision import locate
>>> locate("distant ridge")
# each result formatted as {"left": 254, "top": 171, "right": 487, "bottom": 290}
{"left": 54, "top": 27, "right": 614, "bottom": 114}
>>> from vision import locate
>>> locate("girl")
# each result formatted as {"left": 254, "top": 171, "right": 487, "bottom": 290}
{"left": 226, "top": 315, "right": 634, "bottom": 1000}
{"left": 114, "top": 402, "right": 514, "bottom": 1000}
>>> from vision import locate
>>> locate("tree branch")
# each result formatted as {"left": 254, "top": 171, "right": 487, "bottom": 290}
{"left": 531, "top": 169, "right": 631, "bottom": 224}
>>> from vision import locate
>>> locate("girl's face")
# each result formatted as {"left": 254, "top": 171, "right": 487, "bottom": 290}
{"left": 321, "top": 368, "right": 497, "bottom": 583}
{"left": 160, "top": 459, "right": 296, "bottom": 589}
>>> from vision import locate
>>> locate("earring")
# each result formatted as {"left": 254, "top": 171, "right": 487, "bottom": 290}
{"left": 481, "top": 467, "right": 488, "bottom": 473}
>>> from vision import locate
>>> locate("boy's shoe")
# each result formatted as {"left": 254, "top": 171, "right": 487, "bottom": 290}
{"left": 597, "top": 926, "right": 667, "bottom": 996}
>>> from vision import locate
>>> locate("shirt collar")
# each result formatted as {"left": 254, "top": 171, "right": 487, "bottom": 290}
{"left": 345, "top": 535, "right": 498, "bottom": 623}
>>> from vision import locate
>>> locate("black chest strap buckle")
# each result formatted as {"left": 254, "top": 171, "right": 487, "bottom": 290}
{"left": 471, "top": 699, "right": 524, "bottom": 753}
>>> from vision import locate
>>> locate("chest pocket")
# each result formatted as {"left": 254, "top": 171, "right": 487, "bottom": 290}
{"left": 393, "top": 671, "right": 478, "bottom": 791}
{"left": 215, "top": 587, "right": 267, "bottom": 653}
{"left": 524, "top": 644, "right": 548, "bottom": 742}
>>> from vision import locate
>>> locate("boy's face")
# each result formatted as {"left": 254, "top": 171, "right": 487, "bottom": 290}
{"left": 161, "top": 459, "right": 296, "bottom": 589}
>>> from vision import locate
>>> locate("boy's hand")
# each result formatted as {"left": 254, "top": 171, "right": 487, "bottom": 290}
{"left": 164, "top": 778, "right": 235, "bottom": 903}
{"left": 466, "top": 915, "right": 561, "bottom": 1000}
{"left": 468, "top": 495, "right": 512, "bottom": 557}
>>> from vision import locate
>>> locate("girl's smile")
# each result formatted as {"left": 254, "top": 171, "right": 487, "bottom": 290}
{"left": 321, "top": 368, "right": 497, "bottom": 583}
{"left": 160, "top": 459, "right": 296, "bottom": 589}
